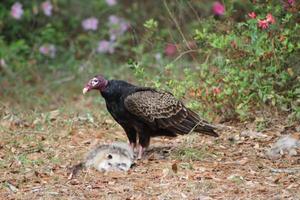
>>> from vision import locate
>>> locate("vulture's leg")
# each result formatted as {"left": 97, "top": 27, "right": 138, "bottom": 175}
{"left": 122, "top": 125, "right": 137, "bottom": 152}
{"left": 137, "top": 145, "right": 144, "bottom": 160}
{"left": 130, "top": 143, "right": 136, "bottom": 151}
{"left": 137, "top": 133, "right": 150, "bottom": 159}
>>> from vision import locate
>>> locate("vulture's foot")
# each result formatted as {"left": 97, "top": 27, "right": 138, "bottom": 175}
{"left": 130, "top": 142, "right": 136, "bottom": 153}
{"left": 137, "top": 145, "right": 145, "bottom": 160}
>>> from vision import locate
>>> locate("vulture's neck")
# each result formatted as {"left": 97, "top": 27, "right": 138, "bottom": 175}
{"left": 100, "top": 80, "right": 113, "bottom": 99}
{"left": 100, "top": 80, "right": 124, "bottom": 101}
{"left": 100, "top": 80, "right": 138, "bottom": 101}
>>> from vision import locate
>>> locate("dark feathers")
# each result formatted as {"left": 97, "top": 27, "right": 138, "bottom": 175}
{"left": 92, "top": 78, "right": 218, "bottom": 151}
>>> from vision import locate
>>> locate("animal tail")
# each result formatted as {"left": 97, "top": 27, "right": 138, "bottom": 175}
{"left": 183, "top": 109, "right": 219, "bottom": 137}
{"left": 194, "top": 123, "right": 219, "bottom": 137}
{"left": 68, "top": 162, "right": 85, "bottom": 180}
{"left": 156, "top": 107, "right": 219, "bottom": 137}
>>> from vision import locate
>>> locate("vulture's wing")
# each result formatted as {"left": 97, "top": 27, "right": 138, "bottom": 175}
{"left": 124, "top": 90, "right": 216, "bottom": 135}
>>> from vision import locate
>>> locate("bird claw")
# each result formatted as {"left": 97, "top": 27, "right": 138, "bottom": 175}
{"left": 130, "top": 143, "right": 136, "bottom": 153}
{"left": 129, "top": 143, "right": 145, "bottom": 160}
{"left": 137, "top": 145, "right": 144, "bottom": 160}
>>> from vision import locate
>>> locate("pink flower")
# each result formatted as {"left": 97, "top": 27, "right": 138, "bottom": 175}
{"left": 248, "top": 12, "right": 256, "bottom": 19}
{"left": 258, "top": 19, "right": 269, "bottom": 29}
{"left": 164, "top": 44, "right": 177, "bottom": 57}
{"left": 41, "top": 1, "right": 53, "bottom": 16}
{"left": 230, "top": 40, "right": 237, "bottom": 49}
{"left": 97, "top": 40, "right": 115, "bottom": 54}
{"left": 39, "top": 44, "right": 56, "bottom": 58}
{"left": 213, "top": 87, "right": 221, "bottom": 95}
{"left": 82, "top": 17, "right": 98, "bottom": 31}
{"left": 212, "top": 2, "right": 225, "bottom": 16}
{"left": 266, "top": 13, "right": 276, "bottom": 24}
{"left": 106, "top": 0, "right": 117, "bottom": 6}
{"left": 108, "top": 15, "right": 129, "bottom": 41}
{"left": 257, "top": 14, "right": 276, "bottom": 30}
{"left": 10, "top": 2, "right": 23, "bottom": 20}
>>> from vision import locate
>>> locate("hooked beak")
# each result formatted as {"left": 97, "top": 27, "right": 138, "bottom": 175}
{"left": 82, "top": 87, "right": 90, "bottom": 95}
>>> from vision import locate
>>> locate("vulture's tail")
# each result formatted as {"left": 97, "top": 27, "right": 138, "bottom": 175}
{"left": 194, "top": 124, "right": 219, "bottom": 137}
{"left": 183, "top": 109, "right": 219, "bottom": 137}
{"left": 157, "top": 107, "right": 219, "bottom": 137}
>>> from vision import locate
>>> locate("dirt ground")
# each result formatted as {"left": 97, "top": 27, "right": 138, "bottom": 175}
{"left": 1, "top": 99, "right": 300, "bottom": 200}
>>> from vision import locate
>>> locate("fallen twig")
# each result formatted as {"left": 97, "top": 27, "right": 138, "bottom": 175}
{"left": 5, "top": 181, "right": 19, "bottom": 193}
{"left": 270, "top": 168, "right": 300, "bottom": 174}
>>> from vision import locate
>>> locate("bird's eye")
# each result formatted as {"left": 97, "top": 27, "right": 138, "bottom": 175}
{"left": 91, "top": 79, "right": 98, "bottom": 86}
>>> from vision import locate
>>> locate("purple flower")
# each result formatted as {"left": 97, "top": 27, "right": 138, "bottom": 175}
{"left": 120, "top": 21, "right": 129, "bottom": 32}
{"left": 281, "top": 0, "right": 296, "bottom": 8}
{"left": 108, "top": 15, "right": 129, "bottom": 41}
{"left": 108, "top": 15, "right": 120, "bottom": 24}
{"left": 39, "top": 44, "right": 56, "bottom": 58}
{"left": 212, "top": 1, "right": 225, "bottom": 16}
{"left": 106, "top": 0, "right": 117, "bottom": 6}
{"left": 41, "top": 1, "right": 53, "bottom": 16}
{"left": 82, "top": 17, "right": 99, "bottom": 31}
{"left": 97, "top": 40, "right": 115, "bottom": 54}
{"left": 287, "top": 0, "right": 295, "bottom": 5}
{"left": 11, "top": 2, "right": 23, "bottom": 20}
{"left": 281, "top": 0, "right": 296, "bottom": 9}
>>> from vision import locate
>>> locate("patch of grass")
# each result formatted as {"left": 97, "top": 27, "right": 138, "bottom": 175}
{"left": 228, "top": 175, "right": 245, "bottom": 185}
{"left": 172, "top": 146, "right": 210, "bottom": 161}
{"left": 187, "top": 180, "right": 217, "bottom": 192}
{"left": 198, "top": 180, "right": 217, "bottom": 191}
{"left": 179, "top": 162, "right": 194, "bottom": 170}
{"left": 255, "top": 117, "right": 271, "bottom": 132}
{"left": 49, "top": 156, "right": 62, "bottom": 165}
{"left": 0, "top": 160, "right": 7, "bottom": 169}
{"left": 17, "top": 154, "right": 33, "bottom": 166}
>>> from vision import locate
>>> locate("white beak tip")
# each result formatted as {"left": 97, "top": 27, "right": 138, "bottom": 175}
{"left": 82, "top": 88, "right": 89, "bottom": 95}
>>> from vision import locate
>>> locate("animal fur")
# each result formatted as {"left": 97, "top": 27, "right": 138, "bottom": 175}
{"left": 266, "top": 134, "right": 300, "bottom": 159}
{"left": 69, "top": 142, "right": 134, "bottom": 179}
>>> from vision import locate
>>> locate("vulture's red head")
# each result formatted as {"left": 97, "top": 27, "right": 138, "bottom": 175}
{"left": 83, "top": 75, "right": 108, "bottom": 94}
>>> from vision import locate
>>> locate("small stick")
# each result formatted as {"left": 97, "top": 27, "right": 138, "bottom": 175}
{"left": 270, "top": 168, "right": 300, "bottom": 174}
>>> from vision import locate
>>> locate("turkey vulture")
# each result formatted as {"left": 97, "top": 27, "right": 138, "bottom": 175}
{"left": 83, "top": 75, "right": 218, "bottom": 159}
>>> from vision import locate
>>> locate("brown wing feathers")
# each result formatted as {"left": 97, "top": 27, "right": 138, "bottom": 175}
{"left": 124, "top": 90, "right": 218, "bottom": 137}
{"left": 124, "top": 90, "right": 180, "bottom": 122}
